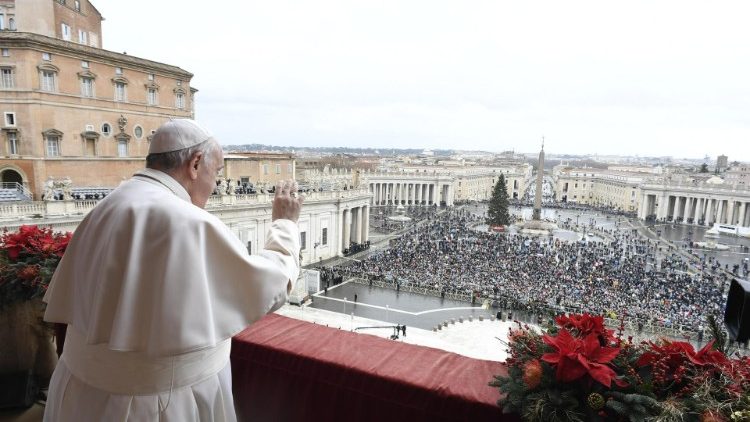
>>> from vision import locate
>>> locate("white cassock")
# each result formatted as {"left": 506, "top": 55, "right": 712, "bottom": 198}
{"left": 42, "top": 168, "right": 300, "bottom": 421}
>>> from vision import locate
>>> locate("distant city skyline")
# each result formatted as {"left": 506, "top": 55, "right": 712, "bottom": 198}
{"left": 97, "top": 1, "right": 750, "bottom": 161}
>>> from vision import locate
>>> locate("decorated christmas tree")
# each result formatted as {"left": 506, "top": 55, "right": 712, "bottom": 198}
{"left": 487, "top": 174, "right": 511, "bottom": 227}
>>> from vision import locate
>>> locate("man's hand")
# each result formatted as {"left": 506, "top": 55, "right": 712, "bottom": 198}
{"left": 272, "top": 180, "right": 304, "bottom": 222}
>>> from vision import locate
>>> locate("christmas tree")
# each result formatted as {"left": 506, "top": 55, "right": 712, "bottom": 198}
{"left": 487, "top": 174, "right": 511, "bottom": 227}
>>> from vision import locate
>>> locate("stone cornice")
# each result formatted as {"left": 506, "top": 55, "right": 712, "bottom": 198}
{"left": 0, "top": 32, "right": 193, "bottom": 79}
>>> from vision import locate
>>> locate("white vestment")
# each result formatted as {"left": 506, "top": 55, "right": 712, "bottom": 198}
{"left": 42, "top": 168, "right": 300, "bottom": 421}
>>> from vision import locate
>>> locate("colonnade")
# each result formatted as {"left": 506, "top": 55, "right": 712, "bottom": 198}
{"left": 368, "top": 182, "right": 453, "bottom": 206}
{"left": 337, "top": 205, "right": 369, "bottom": 255}
{"left": 639, "top": 192, "right": 750, "bottom": 227}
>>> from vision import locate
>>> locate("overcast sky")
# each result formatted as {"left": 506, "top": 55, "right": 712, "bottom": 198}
{"left": 97, "top": 1, "right": 750, "bottom": 161}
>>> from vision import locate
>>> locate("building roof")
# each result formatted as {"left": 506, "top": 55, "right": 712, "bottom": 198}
{"left": 224, "top": 152, "right": 294, "bottom": 160}
{"left": 0, "top": 32, "right": 193, "bottom": 78}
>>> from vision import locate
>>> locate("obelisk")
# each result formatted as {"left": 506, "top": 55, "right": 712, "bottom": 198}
{"left": 532, "top": 139, "right": 544, "bottom": 221}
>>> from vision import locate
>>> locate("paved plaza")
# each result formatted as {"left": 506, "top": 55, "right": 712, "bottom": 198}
{"left": 309, "top": 280, "right": 497, "bottom": 330}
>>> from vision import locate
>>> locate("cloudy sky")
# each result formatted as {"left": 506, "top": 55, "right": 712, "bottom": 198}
{"left": 97, "top": 1, "right": 750, "bottom": 161}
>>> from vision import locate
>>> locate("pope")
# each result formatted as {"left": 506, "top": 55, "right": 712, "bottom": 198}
{"left": 42, "top": 119, "right": 304, "bottom": 421}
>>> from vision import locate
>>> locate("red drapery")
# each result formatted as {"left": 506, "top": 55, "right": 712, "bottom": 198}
{"left": 231, "top": 314, "right": 519, "bottom": 422}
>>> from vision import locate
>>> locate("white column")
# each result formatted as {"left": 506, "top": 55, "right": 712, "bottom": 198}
{"left": 717, "top": 199, "right": 725, "bottom": 224}
{"left": 343, "top": 209, "right": 351, "bottom": 252}
{"left": 336, "top": 209, "right": 343, "bottom": 256}
{"left": 695, "top": 198, "right": 702, "bottom": 223}
{"left": 638, "top": 192, "right": 647, "bottom": 219}
{"left": 739, "top": 202, "right": 748, "bottom": 227}
{"left": 360, "top": 205, "right": 369, "bottom": 242}
{"left": 727, "top": 200, "right": 736, "bottom": 224}
{"left": 678, "top": 196, "right": 687, "bottom": 221}
{"left": 354, "top": 207, "right": 362, "bottom": 243}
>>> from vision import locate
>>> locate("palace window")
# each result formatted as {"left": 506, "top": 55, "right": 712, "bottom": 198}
{"left": 7, "top": 131, "right": 17, "bottom": 155}
{"left": 1, "top": 49, "right": 8, "bottom": 57}
{"left": 114, "top": 82, "right": 126, "bottom": 101}
{"left": 61, "top": 23, "right": 71, "bottom": 41}
{"left": 263, "top": 164, "right": 269, "bottom": 175}
{"left": 175, "top": 93, "right": 185, "bottom": 109}
{"left": 117, "top": 140, "right": 128, "bottom": 157}
{"left": 101, "top": 123, "right": 111, "bottom": 136}
{"left": 4, "top": 112, "right": 15, "bottom": 126}
{"left": 46, "top": 135, "right": 60, "bottom": 157}
{"left": 322, "top": 228, "right": 328, "bottom": 245}
{"left": 147, "top": 88, "right": 157, "bottom": 105}
{"left": 42, "top": 52, "right": 51, "bottom": 60}
{"left": 7, "top": 18, "right": 14, "bottom": 31}
{"left": 40, "top": 70, "right": 56, "bottom": 92}
{"left": 275, "top": 164, "right": 281, "bottom": 174}
{"left": 1, "top": 68, "right": 14, "bottom": 88}
{"left": 288, "top": 163, "right": 293, "bottom": 173}
{"left": 78, "top": 29, "right": 87, "bottom": 45}
{"left": 80, "top": 77, "right": 94, "bottom": 97}
{"left": 74, "top": 1, "right": 80, "bottom": 11}
{"left": 134, "top": 126, "right": 143, "bottom": 139}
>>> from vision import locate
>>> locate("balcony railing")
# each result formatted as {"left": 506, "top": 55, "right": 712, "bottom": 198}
{"left": 0, "top": 188, "right": 372, "bottom": 223}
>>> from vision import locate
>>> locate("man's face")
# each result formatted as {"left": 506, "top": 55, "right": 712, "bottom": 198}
{"left": 192, "top": 144, "right": 224, "bottom": 208}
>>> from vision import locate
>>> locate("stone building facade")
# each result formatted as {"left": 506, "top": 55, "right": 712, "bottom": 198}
{"left": 638, "top": 177, "right": 750, "bottom": 227}
{"left": 223, "top": 152, "right": 296, "bottom": 189}
{"left": 553, "top": 167, "right": 646, "bottom": 212}
{"left": 0, "top": 0, "right": 195, "bottom": 198}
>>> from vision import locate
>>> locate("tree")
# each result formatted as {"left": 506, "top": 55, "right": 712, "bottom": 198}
{"left": 487, "top": 174, "right": 511, "bottom": 227}
{"left": 699, "top": 163, "right": 709, "bottom": 173}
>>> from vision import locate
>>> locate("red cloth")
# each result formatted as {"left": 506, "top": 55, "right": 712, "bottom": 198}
{"left": 231, "top": 314, "right": 519, "bottom": 422}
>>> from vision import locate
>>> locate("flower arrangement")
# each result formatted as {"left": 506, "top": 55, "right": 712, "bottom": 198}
{"left": 0, "top": 225, "right": 71, "bottom": 308}
{"left": 490, "top": 313, "right": 750, "bottom": 421}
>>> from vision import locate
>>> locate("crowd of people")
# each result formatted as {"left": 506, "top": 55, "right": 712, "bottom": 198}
{"left": 333, "top": 209, "right": 728, "bottom": 333}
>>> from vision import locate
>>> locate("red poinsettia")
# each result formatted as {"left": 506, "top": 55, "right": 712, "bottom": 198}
{"left": 637, "top": 340, "right": 729, "bottom": 368}
{"left": 1, "top": 225, "right": 72, "bottom": 307}
{"left": 542, "top": 328, "right": 623, "bottom": 387}
{"left": 555, "top": 313, "right": 614, "bottom": 342}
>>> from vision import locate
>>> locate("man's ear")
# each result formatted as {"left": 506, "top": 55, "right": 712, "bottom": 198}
{"left": 188, "top": 151, "right": 203, "bottom": 180}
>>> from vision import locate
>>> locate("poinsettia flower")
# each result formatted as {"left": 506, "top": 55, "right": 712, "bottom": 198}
{"left": 555, "top": 313, "right": 614, "bottom": 342}
{"left": 1, "top": 225, "right": 72, "bottom": 305}
{"left": 541, "top": 329, "right": 622, "bottom": 387}
{"left": 637, "top": 339, "right": 728, "bottom": 368}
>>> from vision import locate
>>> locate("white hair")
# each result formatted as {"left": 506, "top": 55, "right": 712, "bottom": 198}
{"left": 146, "top": 139, "right": 221, "bottom": 171}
